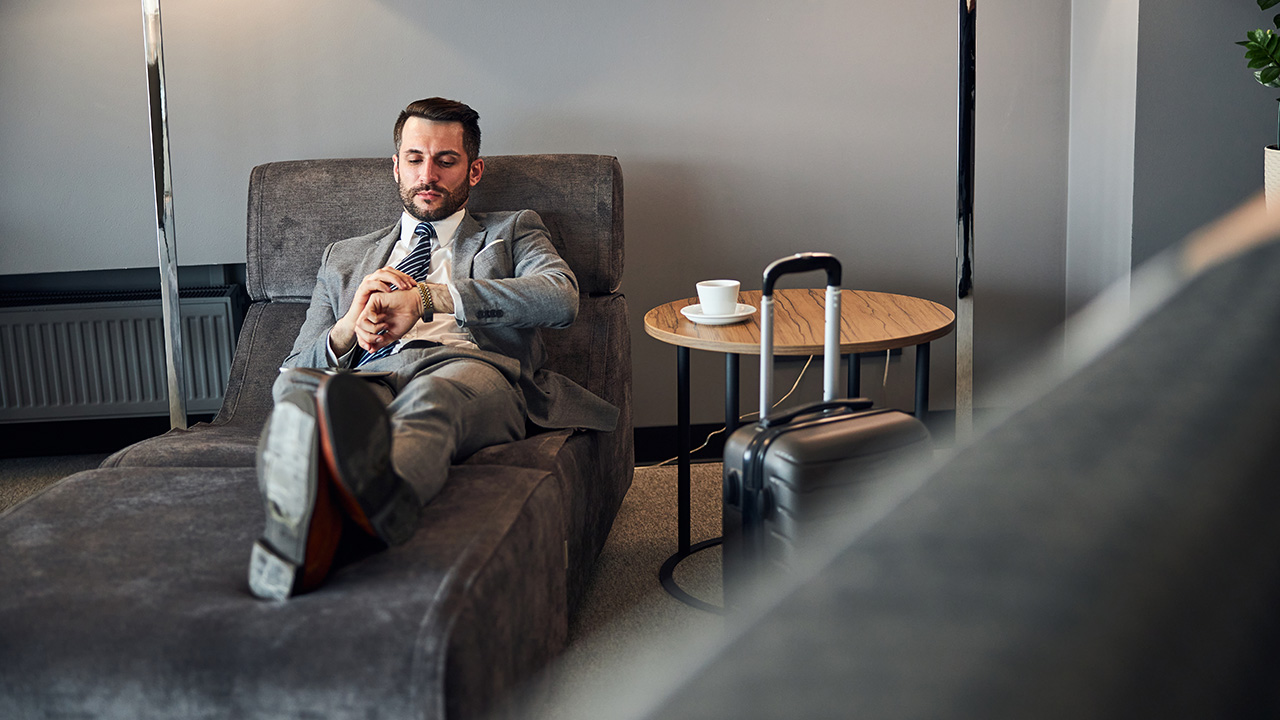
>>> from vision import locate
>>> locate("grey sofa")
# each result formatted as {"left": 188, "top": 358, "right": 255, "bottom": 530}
{"left": 0, "top": 155, "right": 633, "bottom": 719}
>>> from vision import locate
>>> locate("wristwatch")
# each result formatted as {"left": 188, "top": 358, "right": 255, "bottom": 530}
{"left": 415, "top": 281, "right": 434, "bottom": 321}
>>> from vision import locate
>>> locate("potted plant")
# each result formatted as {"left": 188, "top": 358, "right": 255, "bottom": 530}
{"left": 1239, "top": 0, "right": 1280, "bottom": 206}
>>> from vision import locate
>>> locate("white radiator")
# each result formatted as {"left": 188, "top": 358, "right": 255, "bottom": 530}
{"left": 0, "top": 287, "right": 241, "bottom": 422}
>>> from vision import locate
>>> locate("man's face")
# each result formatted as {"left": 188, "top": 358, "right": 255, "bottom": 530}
{"left": 393, "top": 117, "right": 483, "bottom": 222}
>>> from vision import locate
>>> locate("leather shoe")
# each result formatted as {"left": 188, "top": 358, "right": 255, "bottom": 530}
{"left": 248, "top": 388, "right": 344, "bottom": 600}
{"left": 315, "top": 372, "right": 420, "bottom": 546}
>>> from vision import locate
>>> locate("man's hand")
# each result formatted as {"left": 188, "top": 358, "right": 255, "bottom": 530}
{"left": 353, "top": 288, "right": 424, "bottom": 353}
{"left": 329, "top": 266, "right": 418, "bottom": 356}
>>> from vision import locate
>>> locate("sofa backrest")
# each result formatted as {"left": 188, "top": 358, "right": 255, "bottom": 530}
{"left": 245, "top": 155, "right": 624, "bottom": 303}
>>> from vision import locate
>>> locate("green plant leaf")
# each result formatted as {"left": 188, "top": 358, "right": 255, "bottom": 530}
{"left": 1241, "top": 26, "right": 1280, "bottom": 88}
{"left": 1261, "top": 0, "right": 1280, "bottom": 11}
{"left": 1273, "top": 13, "right": 1280, "bottom": 29}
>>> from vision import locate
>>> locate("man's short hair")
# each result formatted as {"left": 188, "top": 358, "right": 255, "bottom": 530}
{"left": 394, "top": 98, "right": 481, "bottom": 162}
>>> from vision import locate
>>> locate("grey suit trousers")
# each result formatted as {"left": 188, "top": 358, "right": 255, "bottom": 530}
{"left": 274, "top": 356, "right": 527, "bottom": 506}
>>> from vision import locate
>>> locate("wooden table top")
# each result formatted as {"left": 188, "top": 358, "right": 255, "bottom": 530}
{"left": 643, "top": 288, "right": 956, "bottom": 355}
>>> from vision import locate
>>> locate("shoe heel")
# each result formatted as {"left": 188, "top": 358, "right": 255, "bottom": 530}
{"left": 249, "top": 540, "right": 297, "bottom": 600}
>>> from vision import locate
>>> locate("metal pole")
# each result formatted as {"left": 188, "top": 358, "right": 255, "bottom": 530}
{"left": 956, "top": 0, "right": 976, "bottom": 443}
{"left": 823, "top": 286, "right": 841, "bottom": 401}
{"left": 141, "top": 0, "right": 188, "bottom": 429}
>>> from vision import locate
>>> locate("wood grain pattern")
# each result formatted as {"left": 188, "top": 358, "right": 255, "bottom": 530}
{"left": 643, "top": 289, "right": 956, "bottom": 355}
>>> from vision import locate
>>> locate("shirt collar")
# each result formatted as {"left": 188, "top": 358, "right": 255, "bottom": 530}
{"left": 399, "top": 207, "right": 467, "bottom": 249}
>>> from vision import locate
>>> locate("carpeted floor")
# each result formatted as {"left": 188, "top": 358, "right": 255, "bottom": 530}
{"left": 530, "top": 460, "right": 730, "bottom": 717}
{"left": 0, "top": 454, "right": 109, "bottom": 513}
{"left": 570, "top": 461, "right": 725, "bottom": 638}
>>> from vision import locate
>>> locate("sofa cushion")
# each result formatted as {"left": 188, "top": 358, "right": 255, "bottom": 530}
{"left": 0, "top": 464, "right": 566, "bottom": 720}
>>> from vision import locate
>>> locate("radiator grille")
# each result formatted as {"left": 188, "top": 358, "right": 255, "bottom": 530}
{"left": 0, "top": 288, "right": 239, "bottom": 422}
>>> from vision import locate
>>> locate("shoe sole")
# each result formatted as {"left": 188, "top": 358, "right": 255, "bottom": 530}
{"left": 250, "top": 391, "right": 332, "bottom": 600}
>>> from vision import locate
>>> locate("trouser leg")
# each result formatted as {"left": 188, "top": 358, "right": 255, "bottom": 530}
{"left": 272, "top": 367, "right": 327, "bottom": 401}
{"left": 383, "top": 358, "right": 527, "bottom": 506}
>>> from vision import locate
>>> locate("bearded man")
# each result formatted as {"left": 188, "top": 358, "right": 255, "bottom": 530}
{"left": 248, "top": 97, "right": 617, "bottom": 600}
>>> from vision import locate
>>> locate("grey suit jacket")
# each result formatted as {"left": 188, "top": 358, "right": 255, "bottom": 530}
{"left": 283, "top": 209, "right": 618, "bottom": 432}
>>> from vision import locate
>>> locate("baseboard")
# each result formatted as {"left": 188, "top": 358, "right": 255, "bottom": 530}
{"left": 634, "top": 423, "right": 729, "bottom": 466}
{"left": 0, "top": 415, "right": 216, "bottom": 459}
{"left": 634, "top": 409, "right": 996, "bottom": 465}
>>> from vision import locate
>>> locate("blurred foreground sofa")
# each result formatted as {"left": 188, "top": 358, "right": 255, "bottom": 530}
{"left": 0, "top": 154, "right": 633, "bottom": 720}
{"left": 551, "top": 218, "right": 1280, "bottom": 720}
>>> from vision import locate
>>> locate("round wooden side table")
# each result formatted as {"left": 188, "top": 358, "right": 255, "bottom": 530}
{"left": 643, "top": 287, "right": 955, "bottom": 612}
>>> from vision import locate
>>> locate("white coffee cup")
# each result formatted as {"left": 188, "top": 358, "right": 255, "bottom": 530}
{"left": 696, "top": 279, "right": 740, "bottom": 316}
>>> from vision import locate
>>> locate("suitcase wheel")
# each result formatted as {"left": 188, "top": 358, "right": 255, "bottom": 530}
{"left": 754, "top": 486, "right": 775, "bottom": 521}
{"left": 724, "top": 469, "right": 741, "bottom": 505}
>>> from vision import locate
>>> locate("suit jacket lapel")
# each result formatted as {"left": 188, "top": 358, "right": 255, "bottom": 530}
{"left": 358, "top": 223, "right": 401, "bottom": 280}
{"left": 452, "top": 211, "right": 488, "bottom": 284}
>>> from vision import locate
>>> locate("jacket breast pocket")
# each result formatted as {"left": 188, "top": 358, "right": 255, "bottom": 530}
{"left": 471, "top": 239, "right": 513, "bottom": 278}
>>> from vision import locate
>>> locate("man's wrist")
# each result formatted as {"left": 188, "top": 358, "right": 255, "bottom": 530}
{"left": 329, "top": 320, "right": 357, "bottom": 357}
{"left": 426, "top": 282, "right": 455, "bottom": 314}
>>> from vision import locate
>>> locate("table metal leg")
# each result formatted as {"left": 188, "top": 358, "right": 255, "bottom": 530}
{"left": 915, "top": 342, "right": 931, "bottom": 419}
{"left": 847, "top": 352, "right": 862, "bottom": 398}
{"left": 677, "top": 345, "right": 691, "bottom": 554}
{"left": 658, "top": 344, "right": 726, "bottom": 615}
{"left": 726, "top": 353, "right": 740, "bottom": 434}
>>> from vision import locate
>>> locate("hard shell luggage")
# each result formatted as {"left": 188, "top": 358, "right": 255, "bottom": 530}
{"left": 722, "top": 253, "right": 932, "bottom": 605}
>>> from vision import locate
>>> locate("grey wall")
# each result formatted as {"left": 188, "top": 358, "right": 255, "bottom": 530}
{"left": 1133, "top": 0, "right": 1274, "bottom": 267}
{"left": 1066, "top": 0, "right": 1139, "bottom": 317}
{"left": 0, "top": 1, "right": 154, "bottom": 273}
{"left": 1, "top": 0, "right": 1074, "bottom": 429}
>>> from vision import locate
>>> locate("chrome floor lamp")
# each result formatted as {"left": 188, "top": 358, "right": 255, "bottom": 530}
{"left": 141, "top": 0, "right": 188, "bottom": 430}
{"left": 956, "top": 0, "right": 976, "bottom": 442}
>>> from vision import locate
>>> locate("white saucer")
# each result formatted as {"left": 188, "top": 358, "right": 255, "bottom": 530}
{"left": 681, "top": 303, "right": 757, "bottom": 325}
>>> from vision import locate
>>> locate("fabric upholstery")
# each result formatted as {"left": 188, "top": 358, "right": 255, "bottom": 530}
{"left": 4, "top": 154, "right": 633, "bottom": 718}
{"left": 0, "top": 464, "right": 566, "bottom": 720}
{"left": 99, "top": 294, "right": 633, "bottom": 616}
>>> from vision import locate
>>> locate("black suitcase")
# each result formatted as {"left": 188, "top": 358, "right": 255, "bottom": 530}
{"left": 722, "top": 253, "right": 932, "bottom": 605}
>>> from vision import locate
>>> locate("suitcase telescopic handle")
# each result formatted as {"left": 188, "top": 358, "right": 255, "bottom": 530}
{"left": 759, "top": 253, "right": 843, "bottom": 419}
{"left": 762, "top": 253, "right": 842, "bottom": 296}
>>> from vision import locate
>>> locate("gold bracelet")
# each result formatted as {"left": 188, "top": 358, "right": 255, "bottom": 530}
{"left": 416, "top": 281, "right": 434, "bottom": 320}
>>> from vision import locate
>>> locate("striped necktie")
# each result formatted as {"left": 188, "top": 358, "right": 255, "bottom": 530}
{"left": 393, "top": 222, "right": 435, "bottom": 285}
{"left": 357, "top": 222, "right": 436, "bottom": 366}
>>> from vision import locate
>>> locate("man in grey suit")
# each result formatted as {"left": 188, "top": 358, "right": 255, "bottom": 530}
{"left": 248, "top": 97, "right": 618, "bottom": 600}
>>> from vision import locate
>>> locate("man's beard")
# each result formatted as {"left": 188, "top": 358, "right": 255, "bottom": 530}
{"left": 400, "top": 180, "right": 470, "bottom": 222}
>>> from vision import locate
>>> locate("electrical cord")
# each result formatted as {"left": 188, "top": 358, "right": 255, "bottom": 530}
{"left": 639, "top": 348, "right": 892, "bottom": 469}
{"left": 642, "top": 355, "right": 814, "bottom": 468}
